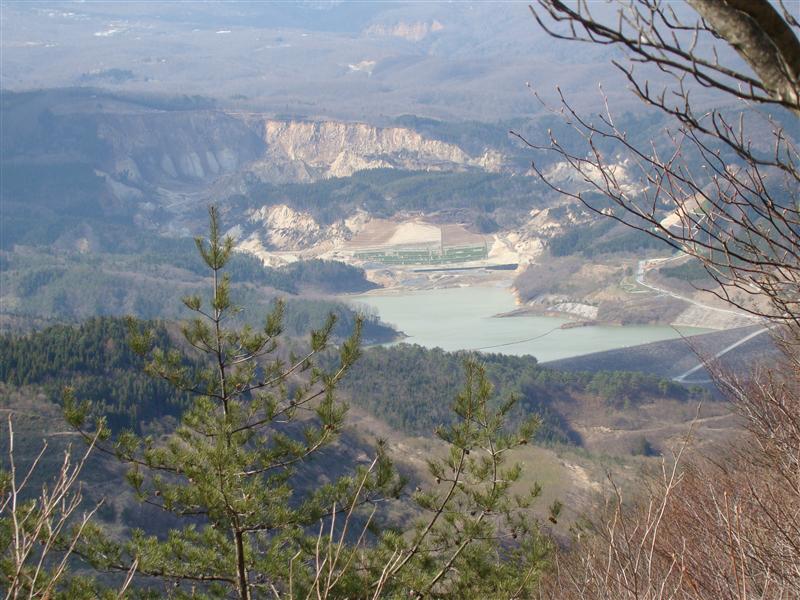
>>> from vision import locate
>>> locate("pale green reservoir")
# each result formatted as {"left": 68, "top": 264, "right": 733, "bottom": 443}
{"left": 348, "top": 286, "right": 710, "bottom": 363}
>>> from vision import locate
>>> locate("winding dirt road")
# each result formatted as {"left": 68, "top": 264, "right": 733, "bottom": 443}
{"left": 635, "top": 256, "right": 760, "bottom": 320}
{"left": 634, "top": 256, "right": 766, "bottom": 383}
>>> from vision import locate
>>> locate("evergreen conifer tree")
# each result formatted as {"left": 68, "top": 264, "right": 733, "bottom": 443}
{"left": 64, "top": 207, "right": 553, "bottom": 598}
{"left": 66, "top": 207, "right": 397, "bottom": 599}
{"left": 363, "top": 360, "right": 554, "bottom": 599}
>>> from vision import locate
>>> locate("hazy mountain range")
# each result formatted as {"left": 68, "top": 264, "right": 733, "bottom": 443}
{"left": 2, "top": 0, "right": 637, "bottom": 121}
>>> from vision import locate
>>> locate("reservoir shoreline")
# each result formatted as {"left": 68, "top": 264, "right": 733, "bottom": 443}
{"left": 344, "top": 285, "right": 713, "bottom": 363}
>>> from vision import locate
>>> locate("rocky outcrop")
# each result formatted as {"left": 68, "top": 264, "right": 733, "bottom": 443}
{"left": 551, "top": 302, "right": 600, "bottom": 320}
{"left": 537, "top": 158, "right": 643, "bottom": 196}
{"left": 364, "top": 20, "right": 444, "bottom": 42}
{"left": 233, "top": 204, "right": 357, "bottom": 266}
{"left": 232, "top": 116, "right": 506, "bottom": 182}
{"left": 94, "top": 111, "right": 266, "bottom": 185}
{"left": 246, "top": 204, "right": 325, "bottom": 250}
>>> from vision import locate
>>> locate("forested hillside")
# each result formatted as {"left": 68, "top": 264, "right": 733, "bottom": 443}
{"left": 0, "top": 318, "right": 191, "bottom": 431}
{"left": 1, "top": 244, "right": 386, "bottom": 338}
{"left": 340, "top": 344, "right": 702, "bottom": 444}
{"left": 0, "top": 318, "right": 702, "bottom": 448}
{"left": 236, "top": 168, "right": 542, "bottom": 230}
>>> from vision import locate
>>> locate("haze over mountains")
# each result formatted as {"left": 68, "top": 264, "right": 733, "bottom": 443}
{"left": 4, "top": 0, "right": 775, "bottom": 339}
{"left": 2, "top": 1, "right": 635, "bottom": 121}
{"left": 3, "top": 1, "right": 772, "bottom": 346}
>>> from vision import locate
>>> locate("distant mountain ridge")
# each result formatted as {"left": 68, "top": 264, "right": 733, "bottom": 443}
{"left": 3, "top": 89, "right": 506, "bottom": 191}
{"left": 1, "top": 1, "right": 643, "bottom": 121}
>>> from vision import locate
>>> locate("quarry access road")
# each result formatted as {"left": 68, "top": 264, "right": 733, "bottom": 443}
{"left": 635, "top": 256, "right": 767, "bottom": 383}
{"left": 635, "top": 257, "right": 760, "bottom": 320}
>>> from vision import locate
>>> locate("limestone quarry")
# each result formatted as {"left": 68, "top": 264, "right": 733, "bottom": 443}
{"left": 230, "top": 203, "right": 545, "bottom": 289}
{"left": 23, "top": 93, "right": 755, "bottom": 330}
{"left": 230, "top": 115, "right": 506, "bottom": 183}
{"left": 364, "top": 19, "right": 445, "bottom": 42}
{"left": 538, "top": 158, "right": 643, "bottom": 197}
{"left": 71, "top": 108, "right": 508, "bottom": 208}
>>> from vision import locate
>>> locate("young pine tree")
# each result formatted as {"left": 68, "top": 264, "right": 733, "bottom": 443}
{"left": 66, "top": 207, "right": 396, "bottom": 599}
{"left": 365, "top": 359, "right": 555, "bottom": 599}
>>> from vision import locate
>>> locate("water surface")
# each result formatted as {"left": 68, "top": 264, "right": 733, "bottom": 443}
{"left": 348, "top": 286, "right": 710, "bottom": 363}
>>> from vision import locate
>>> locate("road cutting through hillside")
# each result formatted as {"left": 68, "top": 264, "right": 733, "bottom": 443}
{"left": 634, "top": 256, "right": 768, "bottom": 383}
{"left": 636, "top": 254, "right": 769, "bottom": 383}
{"left": 635, "top": 256, "right": 760, "bottom": 320}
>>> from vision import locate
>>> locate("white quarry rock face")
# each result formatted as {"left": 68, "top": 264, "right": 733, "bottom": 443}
{"left": 224, "top": 225, "right": 243, "bottom": 241}
{"left": 551, "top": 302, "right": 599, "bottom": 319}
{"left": 178, "top": 152, "right": 205, "bottom": 179}
{"left": 364, "top": 19, "right": 444, "bottom": 42}
{"left": 540, "top": 158, "right": 643, "bottom": 196}
{"left": 513, "top": 238, "right": 545, "bottom": 265}
{"left": 487, "top": 233, "right": 544, "bottom": 266}
{"left": 249, "top": 204, "right": 319, "bottom": 233}
{"left": 160, "top": 154, "right": 178, "bottom": 178}
{"left": 483, "top": 209, "right": 558, "bottom": 268}
{"left": 475, "top": 150, "right": 504, "bottom": 172}
{"left": 487, "top": 237, "right": 518, "bottom": 264}
{"left": 230, "top": 117, "right": 506, "bottom": 182}
{"left": 344, "top": 210, "right": 372, "bottom": 236}
{"left": 527, "top": 208, "right": 564, "bottom": 233}
{"left": 329, "top": 151, "right": 392, "bottom": 178}
{"left": 659, "top": 193, "right": 705, "bottom": 231}
{"left": 245, "top": 204, "right": 326, "bottom": 251}
{"left": 348, "top": 60, "right": 376, "bottom": 74}
{"left": 236, "top": 212, "right": 353, "bottom": 266}
{"left": 236, "top": 237, "right": 297, "bottom": 268}
{"left": 261, "top": 120, "right": 470, "bottom": 169}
